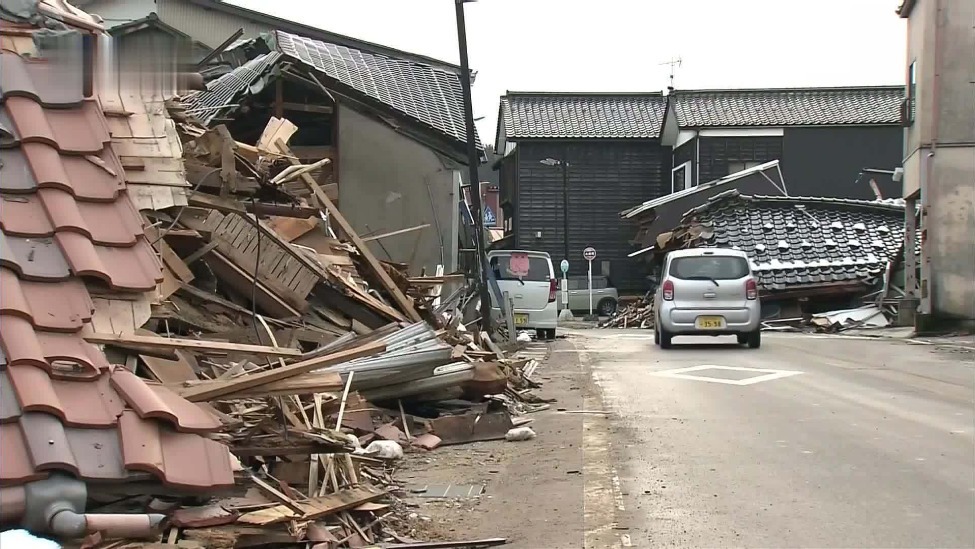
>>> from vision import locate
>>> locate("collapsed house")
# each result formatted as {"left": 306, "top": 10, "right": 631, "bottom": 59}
{"left": 0, "top": 2, "right": 531, "bottom": 546}
{"left": 180, "top": 31, "right": 484, "bottom": 281}
{"left": 605, "top": 189, "right": 916, "bottom": 329}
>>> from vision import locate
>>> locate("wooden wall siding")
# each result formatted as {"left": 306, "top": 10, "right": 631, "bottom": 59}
{"left": 697, "top": 136, "right": 783, "bottom": 184}
{"left": 181, "top": 209, "right": 322, "bottom": 311}
{"left": 513, "top": 140, "right": 669, "bottom": 291}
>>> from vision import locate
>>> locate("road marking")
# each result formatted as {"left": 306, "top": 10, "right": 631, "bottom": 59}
{"left": 650, "top": 364, "right": 803, "bottom": 386}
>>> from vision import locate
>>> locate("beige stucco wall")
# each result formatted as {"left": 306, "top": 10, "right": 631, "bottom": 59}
{"left": 902, "top": 0, "right": 975, "bottom": 322}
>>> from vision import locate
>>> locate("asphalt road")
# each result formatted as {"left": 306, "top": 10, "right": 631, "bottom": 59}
{"left": 564, "top": 330, "right": 975, "bottom": 548}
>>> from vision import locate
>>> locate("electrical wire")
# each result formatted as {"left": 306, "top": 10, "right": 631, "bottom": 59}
{"left": 150, "top": 167, "right": 220, "bottom": 246}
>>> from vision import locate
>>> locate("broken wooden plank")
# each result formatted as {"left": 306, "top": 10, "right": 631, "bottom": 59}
{"left": 171, "top": 370, "right": 344, "bottom": 399}
{"left": 84, "top": 332, "right": 301, "bottom": 357}
{"left": 275, "top": 139, "right": 422, "bottom": 323}
{"left": 178, "top": 341, "right": 385, "bottom": 402}
{"left": 236, "top": 485, "right": 385, "bottom": 526}
{"left": 250, "top": 475, "right": 304, "bottom": 515}
{"left": 384, "top": 539, "right": 507, "bottom": 549}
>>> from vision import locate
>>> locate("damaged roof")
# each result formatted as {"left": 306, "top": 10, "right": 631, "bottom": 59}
{"left": 184, "top": 30, "right": 482, "bottom": 153}
{"left": 671, "top": 86, "right": 905, "bottom": 128}
{"left": 498, "top": 92, "right": 667, "bottom": 141}
{"left": 0, "top": 0, "right": 233, "bottom": 492}
{"left": 662, "top": 190, "right": 909, "bottom": 293}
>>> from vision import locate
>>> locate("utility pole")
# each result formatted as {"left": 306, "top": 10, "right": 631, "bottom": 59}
{"left": 560, "top": 161, "right": 569, "bottom": 263}
{"left": 454, "top": 0, "right": 492, "bottom": 331}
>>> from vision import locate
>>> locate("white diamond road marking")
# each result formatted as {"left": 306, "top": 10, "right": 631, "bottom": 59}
{"left": 651, "top": 365, "right": 803, "bottom": 386}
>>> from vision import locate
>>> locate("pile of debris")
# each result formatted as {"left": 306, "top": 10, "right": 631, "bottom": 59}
{"left": 600, "top": 295, "right": 654, "bottom": 329}
{"left": 83, "top": 109, "right": 532, "bottom": 546}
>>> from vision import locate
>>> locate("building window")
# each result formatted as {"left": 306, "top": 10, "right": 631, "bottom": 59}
{"left": 671, "top": 161, "right": 692, "bottom": 193}
{"left": 907, "top": 60, "right": 917, "bottom": 124}
{"left": 727, "top": 161, "right": 762, "bottom": 175}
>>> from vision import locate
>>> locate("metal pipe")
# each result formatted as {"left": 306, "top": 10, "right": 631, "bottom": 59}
{"left": 454, "top": 0, "right": 492, "bottom": 332}
{"left": 561, "top": 160, "right": 570, "bottom": 264}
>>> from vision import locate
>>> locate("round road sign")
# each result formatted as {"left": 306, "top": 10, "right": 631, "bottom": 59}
{"left": 560, "top": 259, "right": 569, "bottom": 274}
{"left": 583, "top": 246, "right": 597, "bottom": 261}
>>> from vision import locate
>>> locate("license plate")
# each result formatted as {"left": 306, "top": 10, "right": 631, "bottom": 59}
{"left": 514, "top": 313, "right": 529, "bottom": 326}
{"left": 695, "top": 316, "right": 725, "bottom": 329}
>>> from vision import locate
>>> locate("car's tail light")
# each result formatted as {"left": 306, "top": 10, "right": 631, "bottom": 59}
{"left": 745, "top": 278, "right": 758, "bottom": 300}
{"left": 548, "top": 278, "right": 558, "bottom": 303}
{"left": 662, "top": 279, "right": 674, "bottom": 301}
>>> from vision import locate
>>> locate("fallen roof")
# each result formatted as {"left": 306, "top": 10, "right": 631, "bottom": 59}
{"left": 184, "top": 31, "right": 482, "bottom": 153}
{"left": 670, "top": 86, "right": 905, "bottom": 127}
{"left": 498, "top": 92, "right": 667, "bottom": 141}
{"left": 621, "top": 160, "right": 784, "bottom": 219}
{"left": 0, "top": 0, "right": 233, "bottom": 494}
{"left": 661, "top": 190, "right": 909, "bottom": 293}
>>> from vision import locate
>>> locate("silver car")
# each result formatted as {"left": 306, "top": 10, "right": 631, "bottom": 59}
{"left": 653, "top": 248, "right": 762, "bottom": 349}
{"left": 559, "top": 275, "right": 619, "bottom": 316}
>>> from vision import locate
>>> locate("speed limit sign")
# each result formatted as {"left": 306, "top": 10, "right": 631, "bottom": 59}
{"left": 582, "top": 247, "right": 596, "bottom": 261}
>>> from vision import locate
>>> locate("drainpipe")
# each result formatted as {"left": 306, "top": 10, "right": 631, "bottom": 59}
{"left": 0, "top": 474, "right": 164, "bottom": 539}
{"left": 919, "top": 0, "right": 945, "bottom": 318}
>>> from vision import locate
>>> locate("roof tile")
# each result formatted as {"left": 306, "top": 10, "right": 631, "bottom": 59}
{"left": 673, "top": 87, "right": 904, "bottom": 127}
{"left": 118, "top": 411, "right": 235, "bottom": 490}
{"left": 0, "top": 233, "right": 71, "bottom": 280}
{"left": 500, "top": 94, "right": 666, "bottom": 140}
{"left": 0, "top": 50, "right": 84, "bottom": 107}
{"left": 2, "top": 97, "right": 110, "bottom": 153}
{"left": 0, "top": 267, "right": 93, "bottom": 332}
{"left": 5, "top": 365, "right": 124, "bottom": 427}
{"left": 0, "top": 314, "right": 108, "bottom": 375}
{"left": 0, "top": 422, "right": 46, "bottom": 485}
{"left": 110, "top": 370, "right": 221, "bottom": 433}
{"left": 1, "top": 188, "right": 144, "bottom": 246}
{"left": 0, "top": 143, "right": 126, "bottom": 201}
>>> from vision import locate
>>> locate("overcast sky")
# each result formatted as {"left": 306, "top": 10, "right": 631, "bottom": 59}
{"left": 229, "top": 0, "right": 907, "bottom": 147}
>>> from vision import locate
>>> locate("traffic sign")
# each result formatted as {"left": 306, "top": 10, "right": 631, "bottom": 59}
{"left": 583, "top": 247, "right": 597, "bottom": 261}
{"left": 560, "top": 259, "right": 569, "bottom": 274}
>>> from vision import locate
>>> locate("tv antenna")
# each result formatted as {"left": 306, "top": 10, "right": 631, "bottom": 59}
{"left": 659, "top": 56, "right": 682, "bottom": 90}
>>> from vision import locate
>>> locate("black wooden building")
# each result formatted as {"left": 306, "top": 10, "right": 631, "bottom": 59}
{"left": 494, "top": 93, "right": 671, "bottom": 292}
{"left": 660, "top": 86, "right": 905, "bottom": 198}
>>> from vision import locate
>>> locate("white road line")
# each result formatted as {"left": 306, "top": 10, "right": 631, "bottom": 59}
{"left": 651, "top": 364, "right": 803, "bottom": 386}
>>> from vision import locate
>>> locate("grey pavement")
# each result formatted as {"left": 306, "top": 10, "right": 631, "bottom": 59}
{"left": 562, "top": 329, "right": 975, "bottom": 548}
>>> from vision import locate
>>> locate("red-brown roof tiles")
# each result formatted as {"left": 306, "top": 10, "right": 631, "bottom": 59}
{"left": 0, "top": 143, "right": 126, "bottom": 201}
{"left": 0, "top": 15, "right": 234, "bottom": 494}
{"left": 0, "top": 267, "right": 93, "bottom": 332}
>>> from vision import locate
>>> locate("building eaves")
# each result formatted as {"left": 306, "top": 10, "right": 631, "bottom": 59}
{"left": 182, "top": 50, "right": 283, "bottom": 125}
{"left": 500, "top": 91, "right": 667, "bottom": 140}
{"left": 896, "top": 0, "right": 916, "bottom": 17}
{"left": 672, "top": 85, "right": 905, "bottom": 128}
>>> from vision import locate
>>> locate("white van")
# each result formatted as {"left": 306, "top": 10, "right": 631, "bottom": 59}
{"left": 486, "top": 250, "right": 558, "bottom": 340}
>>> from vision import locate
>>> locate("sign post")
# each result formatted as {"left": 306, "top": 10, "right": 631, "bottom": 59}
{"left": 582, "top": 247, "right": 597, "bottom": 321}
{"left": 559, "top": 259, "right": 573, "bottom": 321}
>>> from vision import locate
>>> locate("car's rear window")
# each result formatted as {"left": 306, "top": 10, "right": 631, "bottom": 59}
{"left": 489, "top": 253, "right": 551, "bottom": 282}
{"left": 669, "top": 255, "right": 750, "bottom": 280}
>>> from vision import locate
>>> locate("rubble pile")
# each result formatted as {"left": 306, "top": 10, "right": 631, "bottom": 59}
{"left": 600, "top": 296, "right": 655, "bottom": 329}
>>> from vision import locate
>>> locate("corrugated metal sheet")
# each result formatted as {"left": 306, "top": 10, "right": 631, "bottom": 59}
{"left": 513, "top": 141, "right": 669, "bottom": 292}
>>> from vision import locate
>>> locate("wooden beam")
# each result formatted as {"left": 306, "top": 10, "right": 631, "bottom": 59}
{"left": 178, "top": 341, "right": 385, "bottom": 402}
{"left": 170, "top": 370, "right": 344, "bottom": 399}
{"left": 362, "top": 223, "right": 430, "bottom": 243}
{"left": 282, "top": 102, "right": 333, "bottom": 114}
{"left": 275, "top": 140, "right": 422, "bottom": 322}
{"left": 236, "top": 485, "right": 386, "bottom": 526}
{"left": 84, "top": 332, "right": 301, "bottom": 358}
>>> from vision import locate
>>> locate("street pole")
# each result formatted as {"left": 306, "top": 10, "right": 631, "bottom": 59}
{"left": 561, "top": 161, "right": 569, "bottom": 265}
{"left": 454, "top": 0, "right": 492, "bottom": 332}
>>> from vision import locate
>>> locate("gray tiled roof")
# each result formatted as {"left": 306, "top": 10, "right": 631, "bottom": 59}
{"left": 672, "top": 86, "right": 905, "bottom": 127}
{"left": 182, "top": 52, "right": 283, "bottom": 125}
{"left": 500, "top": 93, "right": 667, "bottom": 139}
{"left": 275, "top": 30, "right": 480, "bottom": 149}
{"left": 666, "top": 190, "right": 909, "bottom": 292}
